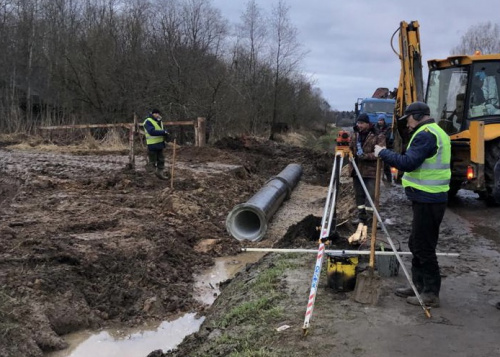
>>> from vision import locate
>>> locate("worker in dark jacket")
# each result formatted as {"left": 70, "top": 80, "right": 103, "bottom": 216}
{"left": 376, "top": 114, "right": 394, "bottom": 183}
{"left": 143, "top": 109, "right": 170, "bottom": 180}
{"left": 374, "top": 101, "right": 451, "bottom": 308}
{"left": 349, "top": 113, "right": 386, "bottom": 224}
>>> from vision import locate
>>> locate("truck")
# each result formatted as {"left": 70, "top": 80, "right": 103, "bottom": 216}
{"left": 354, "top": 96, "right": 396, "bottom": 125}
{"left": 392, "top": 20, "right": 500, "bottom": 204}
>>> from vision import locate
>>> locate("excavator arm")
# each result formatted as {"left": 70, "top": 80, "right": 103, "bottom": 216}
{"left": 391, "top": 20, "right": 425, "bottom": 153}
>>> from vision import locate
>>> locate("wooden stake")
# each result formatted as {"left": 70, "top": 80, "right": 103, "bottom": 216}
{"left": 170, "top": 139, "right": 176, "bottom": 189}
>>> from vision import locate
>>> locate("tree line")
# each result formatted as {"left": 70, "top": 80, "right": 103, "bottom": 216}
{"left": 0, "top": 0, "right": 334, "bottom": 140}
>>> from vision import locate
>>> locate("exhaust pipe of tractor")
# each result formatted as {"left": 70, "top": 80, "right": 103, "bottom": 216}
{"left": 226, "top": 163, "right": 303, "bottom": 242}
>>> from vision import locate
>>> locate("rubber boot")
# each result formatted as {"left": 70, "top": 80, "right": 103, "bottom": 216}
{"left": 351, "top": 209, "right": 366, "bottom": 225}
{"left": 407, "top": 293, "right": 440, "bottom": 308}
{"left": 364, "top": 209, "right": 374, "bottom": 224}
{"left": 145, "top": 162, "right": 156, "bottom": 174}
{"left": 395, "top": 286, "right": 422, "bottom": 298}
{"left": 155, "top": 169, "right": 169, "bottom": 180}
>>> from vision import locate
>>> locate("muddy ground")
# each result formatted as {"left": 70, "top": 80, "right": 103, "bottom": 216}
{"left": 159, "top": 165, "right": 500, "bottom": 355}
{"left": 1, "top": 133, "right": 500, "bottom": 357}
{"left": 0, "top": 133, "right": 334, "bottom": 357}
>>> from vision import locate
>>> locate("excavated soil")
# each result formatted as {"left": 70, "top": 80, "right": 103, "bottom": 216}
{"left": 0, "top": 134, "right": 335, "bottom": 357}
{"left": 3, "top": 133, "right": 500, "bottom": 357}
{"left": 161, "top": 183, "right": 500, "bottom": 357}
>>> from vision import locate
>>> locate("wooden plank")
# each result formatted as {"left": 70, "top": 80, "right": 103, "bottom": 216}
{"left": 39, "top": 120, "right": 196, "bottom": 130}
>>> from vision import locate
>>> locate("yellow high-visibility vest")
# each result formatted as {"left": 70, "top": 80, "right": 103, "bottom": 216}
{"left": 143, "top": 117, "right": 164, "bottom": 145}
{"left": 402, "top": 123, "right": 451, "bottom": 193}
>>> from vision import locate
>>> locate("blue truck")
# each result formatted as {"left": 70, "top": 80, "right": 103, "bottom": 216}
{"left": 354, "top": 97, "right": 396, "bottom": 125}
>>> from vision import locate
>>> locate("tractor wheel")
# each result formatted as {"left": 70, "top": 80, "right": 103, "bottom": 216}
{"left": 448, "top": 181, "right": 461, "bottom": 199}
{"left": 484, "top": 138, "right": 500, "bottom": 205}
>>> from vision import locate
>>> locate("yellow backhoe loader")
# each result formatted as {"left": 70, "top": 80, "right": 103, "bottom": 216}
{"left": 392, "top": 20, "right": 500, "bottom": 204}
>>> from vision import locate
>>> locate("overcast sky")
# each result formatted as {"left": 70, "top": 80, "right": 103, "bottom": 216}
{"left": 211, "top": 0, "right": 498, "bottom": 111}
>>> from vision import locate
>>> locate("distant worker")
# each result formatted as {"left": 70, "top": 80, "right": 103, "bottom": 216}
{"left": 143, "top": 108, "right": 170, "bottom": 180}
{"left": 472, "top": 71, "right": 500, "bottom": 115}
{"left": 375, "top": 114, "right": 393, "bottom": 183}
{"left": 471, "top": 71, "right": 486, "bottom": 106}
{"left": 374, "top": 101, "right": 451, "bottom": 308}
{"left": 349, "top": 113, "right": 386, "bottom": 225}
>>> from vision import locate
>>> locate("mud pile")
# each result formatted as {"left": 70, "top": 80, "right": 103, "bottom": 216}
{"left": 0, "top": 135, "right": 335, "bottom": 357}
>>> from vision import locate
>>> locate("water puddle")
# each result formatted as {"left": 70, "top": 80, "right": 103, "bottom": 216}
{"left": 194, "top": 251, "right": 266, "bottom": 305}
{"left": 46, "top": 251, "right": 265, "bottom": 357}
{"left": 46, "top": 313, "right": 204, "bottom": 357}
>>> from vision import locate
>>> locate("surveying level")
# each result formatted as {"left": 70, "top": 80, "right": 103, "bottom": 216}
{"left": 336, "top": 130, "right": 351, "bottom": 146}
{"left": 335, "top": 130, "right": 352, "bottom": 156}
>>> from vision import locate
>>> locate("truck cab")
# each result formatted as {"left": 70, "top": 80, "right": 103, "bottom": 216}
{"left": 355, "top": 97, "right": 396, "bottom": 125}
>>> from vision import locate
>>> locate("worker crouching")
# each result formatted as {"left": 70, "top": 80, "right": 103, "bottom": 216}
{"left": 143, "top": 108, "right": 170, "bottom": 180}
{"left": 349, "top": 113, "right": 386, "bottom": 225}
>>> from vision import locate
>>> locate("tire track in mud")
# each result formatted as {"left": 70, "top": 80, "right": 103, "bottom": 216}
{"left": 0, "top": 149, "right": 243, "bottom": 181}
{"left": 0, "top": 149, "right": 134, "bottom": 180}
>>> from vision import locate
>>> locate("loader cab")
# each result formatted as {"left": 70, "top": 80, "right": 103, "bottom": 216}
{"left": 467, "top": 63, "right": 500, "bottom": 119}
{"left": 426, "top": 60, "right": 500, "bottom": 136}
{"left": 426, "top": 66, "right": 468, "bottom": 135}
{"left": 425, "top": 57, "right": 500, "bottom": 201}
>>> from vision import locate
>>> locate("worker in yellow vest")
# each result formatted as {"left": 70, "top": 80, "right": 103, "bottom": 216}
{"left": 374, "top": 101, "right": 451, "bottom": 308}
{"left": 143, "top": 109, "right": 170, "bottom": 180}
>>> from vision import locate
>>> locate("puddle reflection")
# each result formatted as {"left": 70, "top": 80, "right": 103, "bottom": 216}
{"left": 46, "top": 251, "right": 265, "bottom": 357}
{"left": 46, "top": 313, "right": 204, "bottom": 357}
{"left": 194, "top": 252, "right": 266, "bottom": 305}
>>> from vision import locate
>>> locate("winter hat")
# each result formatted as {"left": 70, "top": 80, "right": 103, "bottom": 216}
{"left": 399, "top": 101, "right": 430, "bottom": 121}
{"left": 356, "top": 113, "right": 370, "bottom": 124}
{"left": 377, "top": 114, "right": 386, "bottom": 122}
{"left": 151, "top": 108, "right": 162, "bottom": 115}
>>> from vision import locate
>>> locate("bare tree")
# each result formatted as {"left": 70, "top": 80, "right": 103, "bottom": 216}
{"left": 0, "top": 0, "right": 332, "bottom": 139}
{"left": 234, "top": 0, "right": 269, "bottom": 134}
{"left": 268, "top": 0, "right": 304, "bottom": 138}
{"left": 451, "top": 21, "right": 500, "bottom": 55}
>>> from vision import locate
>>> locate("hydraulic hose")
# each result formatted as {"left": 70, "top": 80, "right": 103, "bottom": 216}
{"left": 226, "top": 163, "right": 303, "bottom": 242}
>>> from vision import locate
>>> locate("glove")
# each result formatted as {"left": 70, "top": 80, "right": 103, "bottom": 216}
{"left": 163, "top": 131, "right": 171, "bottom": 142}
{"left": 374, "top": 145, "right": 386, "bottom": 157}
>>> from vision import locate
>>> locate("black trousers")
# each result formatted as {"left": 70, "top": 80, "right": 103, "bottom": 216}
{"left": 353, "top": 176, "right": 375, "bottom": 209}
{"left": 147, "top": 149, "right": 165, "bottom": 170}
{"left": 409, "top": 201, "right": 447, "bottom": 296}
{"left": 383, "top": 163, "right": 392, "bottom": 182}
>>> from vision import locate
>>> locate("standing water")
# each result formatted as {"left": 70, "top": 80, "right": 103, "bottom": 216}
{"left": 46, "top": 251, "right": 265, "bottom": 357}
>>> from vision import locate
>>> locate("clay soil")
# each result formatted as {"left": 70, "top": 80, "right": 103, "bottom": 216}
{"left": 2, "top": 133, "right": 500, "bottom": 357}
{"left": 0, "top": 133, "right": 334, "bottom": 357}
{"left": 159, "top": 158, "right": 500, "bottom": 356}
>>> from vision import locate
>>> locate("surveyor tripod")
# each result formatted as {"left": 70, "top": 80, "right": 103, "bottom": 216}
{"left": 302, "top": 145, "right": 431, "bottom": 336}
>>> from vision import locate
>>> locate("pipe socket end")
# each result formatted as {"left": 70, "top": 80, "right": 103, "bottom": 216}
{"left": 226, "top": 204, "right": 267, "bottom": 242}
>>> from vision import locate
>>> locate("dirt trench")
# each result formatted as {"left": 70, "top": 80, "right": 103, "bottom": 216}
{"left": 0, "top": 135, "right": 334, "bottom": 357}
{"left": 160, "top": 178, "right": 500, "bottom": 357}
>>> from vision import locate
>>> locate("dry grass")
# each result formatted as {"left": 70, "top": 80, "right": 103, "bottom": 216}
{"left": 275, "top": 131, "right": 307, "bottom": 146}
{"left": 0, "top": 290, "right": 18, "bottom": 338}
{"left": 1, "top": 128, "right": 129, "bottom": 153}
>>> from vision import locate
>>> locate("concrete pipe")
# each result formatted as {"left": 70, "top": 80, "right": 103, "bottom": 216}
{"left": 226, "top": 163, "right": 303, "bottom": 242}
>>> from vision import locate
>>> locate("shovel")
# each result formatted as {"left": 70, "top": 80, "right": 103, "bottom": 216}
{"left": 352, "top": 157, "right": 382, "bottom": 304}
